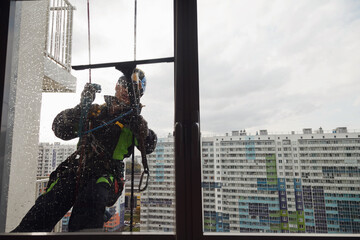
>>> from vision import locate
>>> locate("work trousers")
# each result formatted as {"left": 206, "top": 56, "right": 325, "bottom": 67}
{"left": 11, "top": 170, "right": 115, "bottom": 232}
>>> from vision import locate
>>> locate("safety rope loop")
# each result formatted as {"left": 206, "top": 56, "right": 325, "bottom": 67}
{"left": 138, "top": 169, "right": 149, "bottom": 192}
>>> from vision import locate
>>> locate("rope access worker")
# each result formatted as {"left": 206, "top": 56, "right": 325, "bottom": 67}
{"left": 12, "top": 69, "right": 157, "bottom": 232}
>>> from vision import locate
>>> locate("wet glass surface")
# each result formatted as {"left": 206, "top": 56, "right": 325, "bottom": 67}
{"left": 1, "top": 0, "right": 174, "bottom": 233}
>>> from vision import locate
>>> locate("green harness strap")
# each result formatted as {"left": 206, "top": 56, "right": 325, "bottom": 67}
{"left": 45, "top": 176, "right": 115, "bottom": 193}
{"left": 96, "top": 175, "right": 114, "bottom": 186}
{"left": 44, "top": 178, "right": 59, "bottom": 194}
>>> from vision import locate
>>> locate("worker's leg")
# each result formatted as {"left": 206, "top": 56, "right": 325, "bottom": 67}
{"left": 68, "top": 176, "right": 111, "bottom": 232}
{"left": 11, "top": 174, "right": 76, "bottom": 232}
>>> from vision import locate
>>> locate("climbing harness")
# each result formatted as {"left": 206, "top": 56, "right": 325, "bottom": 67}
{"left": 74, "top": 0, "right": 98, "bottom": 200}
{"left": 80, "top": 109, "right": 133, "bottom": 136}
{"left": 76, "top": 83, "right": 101, "bottom": 197}
{"left": 76, "top": 0, "right": 100, "bottom": 193}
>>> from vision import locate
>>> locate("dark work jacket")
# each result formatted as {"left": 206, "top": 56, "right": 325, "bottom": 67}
{"left": 52, "top": 103, "right": 156, "bottom": 181}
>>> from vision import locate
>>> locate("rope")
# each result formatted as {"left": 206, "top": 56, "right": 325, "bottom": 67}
{"left": 130, "top": 0, "right": 138, "bottom": 232}
{"left": 134, "top": 0, "right": 137, "bottom": 61}
{"left": 81, "top": 0, "right": 142, "bottom": 232}
{"left": 130, "top": 135, "right": 135, "bottom": 232}
{"left": 80, "top": 109, "right": 134, "bottom": 136}
{"left": 87, "top": 0, "right": 92, "bottom": 83}
{"left": 74, "top": 0, "right": 93, "bottom": 203}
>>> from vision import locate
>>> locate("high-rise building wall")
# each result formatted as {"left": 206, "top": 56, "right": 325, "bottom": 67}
{"left": 202, "top": 127, "right": 360, "bottom": 234}
{"left": 37, "top": 142, "right": 77, "bottom": 177}
{"left": 104, "top": 206, "right": 120, "bottom": 232}
{"left": 140, "top": 135, "right": 175, "bottom": 232}
{"left": 140, "top": 128, "right": 360, "bottom": 234}
{"left": 61, "top": 212, "right": 71, "bottom": 232}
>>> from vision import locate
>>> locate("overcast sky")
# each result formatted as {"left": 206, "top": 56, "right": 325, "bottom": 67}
{"left": 40, "top": 0, "right": 360, "bottom": 143}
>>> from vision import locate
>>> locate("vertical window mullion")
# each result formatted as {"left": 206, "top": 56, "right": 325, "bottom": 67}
{"left": 174, "top": 0, "right": 202, "bottom": 239}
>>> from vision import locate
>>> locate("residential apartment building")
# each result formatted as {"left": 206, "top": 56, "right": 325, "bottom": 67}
{"left": 140, "top": 134, "right": 176, "bottom": 232}
{"left": 202, "top": 127, "right": 360, "bottom": 233}
{"left": 37, "top": 142, "right": 77, "bottom": 177}
{"left": 104, "top": 204, "right": 123, "bottom": 232}
{"left": 140, "top": 127, "right": 360, "bottom": 234}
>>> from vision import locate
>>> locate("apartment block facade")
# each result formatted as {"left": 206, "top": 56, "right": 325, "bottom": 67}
{"left": 202, "top": 127, "right": 360, "bottom": 233}
{"left": 140, "top": 127, "right": 360, "bottom": 234}
{"left": 140, "top": 134, "right": 176, "bottom": 232}
{"left": 37, "top": 142, "right": 77, "bottom": 177}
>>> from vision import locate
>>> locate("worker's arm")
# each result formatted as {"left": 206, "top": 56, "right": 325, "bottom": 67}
{"left": 52, "top": 105, "right": 82, "bottom": 140}
{"left": 144, "top": 128, "right": 157, "bottom": 154}
{"left": 132, "top": 115, "right": 157, "bottom": 154}
{"left": 52, "top": 83, "right": 98, "bottom": 140}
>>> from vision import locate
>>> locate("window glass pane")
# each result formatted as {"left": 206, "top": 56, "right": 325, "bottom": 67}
{"left": 1, "top": 0, "right": 174, "bottom": 233}
{"left": 198, "top": 0, "right": 360, "bottom": 235}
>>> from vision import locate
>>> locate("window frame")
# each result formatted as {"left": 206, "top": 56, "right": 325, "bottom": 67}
{"left": 0, "top": 0, "right": 360, "bottom": 239}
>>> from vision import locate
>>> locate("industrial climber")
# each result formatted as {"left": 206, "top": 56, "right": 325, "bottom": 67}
{"left": 12, "top": 68, "right": 157, "bottom": 232}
